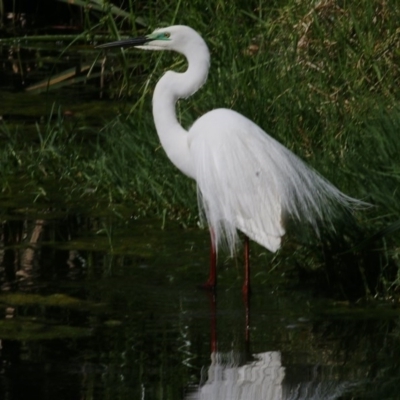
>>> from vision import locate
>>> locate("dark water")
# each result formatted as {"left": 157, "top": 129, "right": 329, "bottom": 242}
{"left": 0, "top": 213, "right": 399, "bottom": 400}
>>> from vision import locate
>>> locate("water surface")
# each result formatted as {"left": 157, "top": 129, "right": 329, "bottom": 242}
{"left": 0, "top": 213, "right": 398, "bottom": 399}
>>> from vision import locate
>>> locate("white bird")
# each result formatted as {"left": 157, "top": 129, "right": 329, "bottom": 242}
{"left": 98, "top": 25, "right": 366, "bottom": 293}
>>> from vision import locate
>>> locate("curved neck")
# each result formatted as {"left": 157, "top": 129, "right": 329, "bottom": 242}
{"left": 152, "top": 41, "right": 210, "bottom": 179}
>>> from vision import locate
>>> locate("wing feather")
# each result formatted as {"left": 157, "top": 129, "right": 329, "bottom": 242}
{"left": 189, "top": 108, "right": 366, "bottom": 254}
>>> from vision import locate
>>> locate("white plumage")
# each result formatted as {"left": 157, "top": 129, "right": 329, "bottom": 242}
{"left": 99, "top": 25, "right": 366, "bottom": 258}
{"left": 189, "top": 108, "right": 285, "bottom": 253}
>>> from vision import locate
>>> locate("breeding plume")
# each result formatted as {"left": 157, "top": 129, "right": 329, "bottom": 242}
{"left": 98, "top": 25, "right": 365, "bottom": 292}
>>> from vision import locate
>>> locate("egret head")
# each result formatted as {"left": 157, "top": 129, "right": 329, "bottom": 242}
{"left": 97, "top": 25, "right": 204, "bottom": 55}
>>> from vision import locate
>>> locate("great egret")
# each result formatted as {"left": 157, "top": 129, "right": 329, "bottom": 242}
{"left": 98, "top": 25, "right": 366, "bottom": 293}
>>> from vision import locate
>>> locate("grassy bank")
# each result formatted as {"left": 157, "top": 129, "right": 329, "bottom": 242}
{"left": 1, "top": 0, "right": 400, "bottom": 296}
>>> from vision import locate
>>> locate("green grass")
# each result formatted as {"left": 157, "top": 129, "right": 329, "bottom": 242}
{"left": 1, "top": 0, "right": 400, "bottom": 296}
{"left": 0, "top": 106, "right": 198, "bottom": 218}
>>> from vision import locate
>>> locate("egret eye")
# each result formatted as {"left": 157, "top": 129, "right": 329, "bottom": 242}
{"left": 164, "top": 32, "right": 171, "bottom": 38}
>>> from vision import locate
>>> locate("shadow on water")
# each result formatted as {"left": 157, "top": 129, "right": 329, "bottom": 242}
{"left": 0, "top": 211, "right": 399, "bottom": 399}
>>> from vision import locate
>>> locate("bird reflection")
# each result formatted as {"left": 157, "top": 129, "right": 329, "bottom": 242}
{"left": 187, "top": 350, "right": 355, "bottom": 400}
{"left": 186, "top": 294, "right": 356, "bottom": 400}
{"left": 186, "top": 350, "right": 284, "bottom": 400}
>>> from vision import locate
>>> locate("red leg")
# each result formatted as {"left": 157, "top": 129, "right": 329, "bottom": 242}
{"left": 244, "top": 283, "right": 250, "bottom": 350}
{"left": 243, "top": 235, "right": 251, "bottom": 347}
{"left": 242, "top": 235, "right": 250, "bottom": 296}
{"left": 200, "top": 228, "right": 217, "bottom": 290}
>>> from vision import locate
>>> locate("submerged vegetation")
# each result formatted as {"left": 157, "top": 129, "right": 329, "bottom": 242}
{"left": 1, "top": 0, "right": 400, "bottom": 297}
